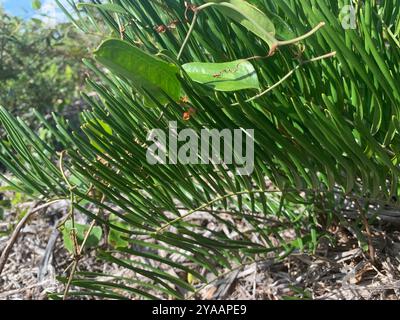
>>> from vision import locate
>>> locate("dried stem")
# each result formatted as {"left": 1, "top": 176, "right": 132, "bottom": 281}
{"left": 63, "top": 194, "right": 105, "bottom": 300}
{"left": 0, "top": 200, "right": 63, "bottom": 275}
{"left": 354, "top": 199, "right": 376, "bottom": 265}
{"left": 231, "top": 51, "right": 336, "bottom": 106}
{"left": 155, "top": 189, "right": 285, "bottom": 234}
{"left": 277, "top": 22, "right": 326, "bottom": 46}
{"left": 177, "top": 11, "right": 198, "bottom": 60}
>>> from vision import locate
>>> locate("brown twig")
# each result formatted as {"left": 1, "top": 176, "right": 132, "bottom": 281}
{"left": 63, "top": 194, "right": 105, "bottom": 300}
{"left": 354, "top": 199, "right": 376, "bottom": 265}
{"left": 230, "top": 51, "right": 336, "bottom": 106}
{"left": 0, "top": 200, "right": 62, "bottom": 275}
{"left": 0, "top": 281, "right": 51, "bottom": 299}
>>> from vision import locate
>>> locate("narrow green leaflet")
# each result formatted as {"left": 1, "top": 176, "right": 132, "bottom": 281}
{"left": 182, "top": 60, "right": 260, "bottom": 91}
{"left": 206, "top": 0, "right": 277, "bottom": 49}
{"left": 94, "top": 39, "right": 182, "bottom": 104}
{"left": 61, "top": 221, "right": 103, "bottom": 254}
{"left": 77, "top": 3, "right": 126, "bottom": 15}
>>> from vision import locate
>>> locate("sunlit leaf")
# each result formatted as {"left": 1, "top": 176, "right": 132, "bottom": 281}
{"left": 94, "top": 39, "right": 182, "bottom": 104}
{"left": 182, "top": 60, "right": 259, "bottom": 91}
{"left": 61, "top": 221, "right": 102, "bottom": 254}
{"left": 108, "top": 214, "right": 131, "bottom": 249}
{"left": 206, "top": 0, "right": 277, "bottom": 48}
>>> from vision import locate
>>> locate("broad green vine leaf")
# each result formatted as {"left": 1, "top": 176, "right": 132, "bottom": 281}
{"left": 247, "top": 0, "right": 292, "bottom": 39}
{"left": 182, "top": 60, "right": 259, "bottom": 91}
{"left": 84, "top": 119, "right": 113, "bottom": 153}
{"left": 206, "top": 0, "right": 277, "bottom": 49}
{"left": 77, "top": 3, "right": 126, "bottom": 15}
{"left": 94, "top": 39, "right": 181, "bottom": 104}
{"left": 108, "top": 214, "right": 131, "bottom": 249}
{"left": 61, "top": 221, "right": 103, "bottom": 254}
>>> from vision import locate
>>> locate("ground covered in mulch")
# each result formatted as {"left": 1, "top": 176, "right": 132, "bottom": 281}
{"left": 1, "top": 201, "right": 400, "bottom": 300}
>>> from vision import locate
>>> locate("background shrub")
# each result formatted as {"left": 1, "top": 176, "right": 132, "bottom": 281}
{"left": 0, "top": 0, "right": 399, "bottom": 299}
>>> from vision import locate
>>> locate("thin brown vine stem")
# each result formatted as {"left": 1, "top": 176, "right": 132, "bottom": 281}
{"left": 63, "top": 220, "right": 96, "bottom": 300}
{"left": 177, "top": 2, "right": 224, "bottom": 60}
{"left": 59, "top": 150, "right": 73, "bottom": 190}
{"left": 79, "top": 194, "right": 106, "bottom": 251}
{"left": 63, "top": 260, "right": 75, "bottom": 275}
{"left": 277, "top": 22, "right": 326, "bottom": 47}
{"left": 62, "top": 193, "right": 78, "bottom": 300}
{"left": 154, "top": 184, "right": 379, "bottom": 235}
{"left": 155, "top": 189, "right": 285, "bottom": 234}
{"left": 57, "top": 185, "right": 94, "bottom": 230}
{"left": 63, "top": 194, "right": 105, "bottom": 300}
{"left": 178, "top": 0, "right": 325, "bottom": 61}
{"left": 173, "top": 207, "right": 285, "bottom": 223}
{"left": 0, "top": 200, "right": 64, "bottom": 275}
{"left": 386, "top": 27, "right": 400, "bottom": 49}
{"left": 59, "top": 151, "right": 78, "bottom": 255}
{"left": 63, "top": 260, "right": 78, "bottom": 300}
{"left": 59, "top": 150, "right": 80, "bottom": 300}
{"left": 177, "top": 10, "right": 198, "bottom": 60}
{"left": 213, "top": 2, "right": 325, "bottom": 51}
{"left": 230, "top": 51, "right": 336, "bottom": 106}
{"left": 354, "top": 199, "right": 376, "bottom": 265}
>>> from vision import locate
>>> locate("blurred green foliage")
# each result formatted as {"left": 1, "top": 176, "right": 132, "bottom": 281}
{"left": 0, "top": 7, "right": 91, "bottom": 121}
